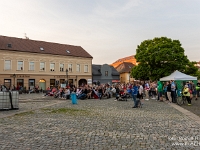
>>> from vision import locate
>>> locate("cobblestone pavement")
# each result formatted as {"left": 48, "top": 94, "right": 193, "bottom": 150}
{"left": 0, "top": 95, "right": 200, "bottom": 150}
{"left": 0, "top": 93, "right": 63, "bottom": 118}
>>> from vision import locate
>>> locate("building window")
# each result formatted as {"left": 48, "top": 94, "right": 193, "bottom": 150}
{"left": 29, "top": 62, "right": 35, "bottom": 71}
{"left": 4, "top": 79, "right": 11, "bottom": 89}
{"left": 50, "top": 63, "right": 55, "bottom": 71}
{"left": 60, "top": 64, "right": 64, "bottom": 72}
{"left": 29, "top": 79, "right": 35, "bottom": 89}
{"left": 105, "top": 71, "right": 108, "bottom": 76}
{"left": 76, "top": 64, "right": 80, "bottom": 72}
{"left": 68, "top": 79, "right": 73, "bottom": 85}
{"left": 5, "top": 60, "right": 11, "bottom": 70}
{"left": 50, "top": 79, "right": 56, "bottom": 88}
{"left": 17, "top": 61, "right": 23, "bottom": 70}
{"left": 60, "top": 79, "right": 65, "bottom": 84}
{"left": 17, "top": 79, "right": 24, "bottom": 88}
{"left": 40, "top": 62, "right": 45, "bottom": 71}
{"left": 68, "top": 64, "right": 72, "bottom": 72}
{"left": 84, "top": 65, "right": 88, "bottom": 72}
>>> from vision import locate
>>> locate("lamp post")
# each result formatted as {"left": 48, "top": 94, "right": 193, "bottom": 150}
{"left": 75, "top": 75, "right": 77, "bottom": 87}
{"left": 13, "top": 73, "right": 16, "bottom": 90}
{"left": 66, "top": 69, "right": 68, "bottom": 86}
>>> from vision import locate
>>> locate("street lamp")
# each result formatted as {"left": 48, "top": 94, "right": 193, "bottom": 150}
{"left": 75, "top": 75, "right": 77, "bottom": 87}
{"left": 66, "top": 69, "right": 68, "bottom": 86}
{"left": 13, "top": 73, "right": 16, "bottom": 89}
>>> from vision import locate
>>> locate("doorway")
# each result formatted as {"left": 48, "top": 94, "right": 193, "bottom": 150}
{"left": 39, "top": 79, "right": 46, "bottom": 91}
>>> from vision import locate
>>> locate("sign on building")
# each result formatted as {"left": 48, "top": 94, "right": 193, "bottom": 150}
{"left": 87, "top": 79, "right": 92, "bottom": 85}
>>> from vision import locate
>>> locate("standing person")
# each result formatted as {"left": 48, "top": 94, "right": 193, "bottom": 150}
{"left": 151, "top": 82, "right": 157, "bottom": 99}
{"left": 131, "top": 83, "right": 138, "bottom": 108}
{"left": 190, "top": 81, "right": 195, "bottom": 100}
{"left": 157, "top": 81, "right": 163, "bottom": 102}
{"left": 144, "top": 81, "right": 150, "bottom": 100}
{"left": 138, "top": 82, "right": 144, "bottom": 105}
{"left": 167, "top": 81, "right": 172, "bottom": 103}
{"left": 171, "top": 80, "right": 176, "bottom": 103}
{"left": 195, "top": 81, "right": 200, "bottom": 100}
{"left": 12, "top": 85, "right": 16, "bottom": 91}
{"left": 183, "top": 85, "right": 191, "bottom": 105}
{"left": 163, "top": 82, "right": 169, "bottom": 101}
{"left": 137, "top": 82, "right": 144, "bottom": 107}
{"left": 115, "top": 85, "right": 120, "bottom": 100}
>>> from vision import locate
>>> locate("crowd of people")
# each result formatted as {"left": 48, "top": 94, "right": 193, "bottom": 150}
{"left": 146, "top": 80, "right": 200, "bottom": 106}
{"left": 42, "top": 79, "right": 200, "bottom": 108}
{"left": 2, "top": 79, "right": 199, "bottom": 108}
{"left": 42, "top": 81, "right": 159, "bottom": 108}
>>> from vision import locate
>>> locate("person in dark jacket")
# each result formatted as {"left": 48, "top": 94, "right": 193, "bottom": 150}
{"left": 98, "top": 86, "right": 103, "bottom": 100}
{"left": 167, "top": 81, "right": 172, "bottom": 103}
{"left": 115, "top": 85, "right": 120, "bottom": 100}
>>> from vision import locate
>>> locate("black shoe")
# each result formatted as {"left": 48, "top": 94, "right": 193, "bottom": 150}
{"left": 132, "top": 106, "right": 137, "bottom": 108}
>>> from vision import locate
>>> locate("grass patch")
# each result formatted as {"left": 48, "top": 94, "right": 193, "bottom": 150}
{"left": 41, "top": 108, "right": 90, "bottom": 116}
{"left": 15, "top": 111, "right": 34, "bottom": 116}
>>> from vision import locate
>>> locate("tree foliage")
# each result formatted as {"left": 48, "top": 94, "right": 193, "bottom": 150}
{"left": 131, "top": 37, "right": 196, "bottom": 81}
{"left": 184, "top": 61, "right": 198, "bottom": 76}
{"left": 131, "top": 63, "right": 149, "bottom": 80}
{"left": 196, "top": 71, "right": 200, "bottom": 80}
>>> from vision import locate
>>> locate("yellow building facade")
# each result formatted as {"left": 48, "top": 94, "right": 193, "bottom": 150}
{"left": 0, "top": 36, "right": 93, "bottom": 90}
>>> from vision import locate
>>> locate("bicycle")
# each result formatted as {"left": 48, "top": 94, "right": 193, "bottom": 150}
{"left": 176, "top": 90, "right": 187, "bottom": 105}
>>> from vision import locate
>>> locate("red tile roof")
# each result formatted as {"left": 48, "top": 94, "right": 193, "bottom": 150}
{"left": 0, "top": 35, "right": 93, "bottom": 58}
{"left": 111, "top": 55, "right": 137, "bottom": 68}
{"left": 112, "top": 55, "right": 135, "bottom": 64}
{"left": 115, "top": 62, "right": 134, "bottom": 73}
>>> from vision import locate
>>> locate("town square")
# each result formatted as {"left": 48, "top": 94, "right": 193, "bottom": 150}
{"left": 1, "top": 0, "right": 200, "bottom": 150}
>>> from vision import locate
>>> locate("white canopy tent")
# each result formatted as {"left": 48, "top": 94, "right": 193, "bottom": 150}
{"left": 160, "top": 70, "right": 197, "bottom": 81}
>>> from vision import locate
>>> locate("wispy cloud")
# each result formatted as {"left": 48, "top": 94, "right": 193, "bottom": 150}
{"left": 93, "top": 0, "right": 141, "bottom": 18}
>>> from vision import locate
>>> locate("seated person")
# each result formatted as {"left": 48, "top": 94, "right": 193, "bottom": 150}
{"left": 78, "top": 87, "right": 87, "bottom": 99}
{"left": 87, "top": 87, "right": 92, "bottom": 99}
{"left": 29, "top": 87, "right": 35, "bottom": 94}
{"left": 98, "top": 86, "right": 103, "bottom": 99}
{"left": 59, "top": 87, "right": 64, "bottom": 98}
{"left": 118, "top": 89, "right": 126, "bottom": 100}
{"left": 44, "top": 87, "right": 52, "bottom": 96}
{"left": 92, "top": 87, "right": 99, "bottom": 99}
{"left": 63, "top": 87, "right": 70, "bottom": 99}
{"left": 111, "top": 86, "right": 116, "bottom": 96}
{"left": 76, "top": 87, "right": 82, "bottom": 97}
{"left": 103, "top": 85, "right": 111, "bottom": 98}
{"left": 49, "top": 87, "right": 57, "bottom": 96}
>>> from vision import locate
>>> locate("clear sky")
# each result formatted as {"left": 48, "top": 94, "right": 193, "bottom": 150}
{"left": 0, "top": 0, "right": 200, "bottom": 64}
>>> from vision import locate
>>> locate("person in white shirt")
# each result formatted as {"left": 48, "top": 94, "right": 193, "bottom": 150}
{"left": 145, "top": 82, "right": 150, "bottom": 100}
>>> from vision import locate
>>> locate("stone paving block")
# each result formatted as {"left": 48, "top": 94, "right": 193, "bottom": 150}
{"left": 0, "top": 95, "right": 200, "bottom": 149}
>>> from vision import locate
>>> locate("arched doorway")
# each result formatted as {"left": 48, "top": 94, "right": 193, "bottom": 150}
{"left": 78, "top": 79, "right": 87, "bottom": 86}
{"left": 39, "top": 79, "right": 46, "bottom": 90}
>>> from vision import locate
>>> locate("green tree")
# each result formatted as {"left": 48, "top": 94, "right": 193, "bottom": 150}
{"left": 133, "top": 37, "right": 190, "bottom": 80}
{"left": 184, "top": 61, "right": 198, "bottom": 76}
{"left": 196, "top": 71, "right": 200, "bottom": 80}
{"left": 131, "top": 63, "right": 149, "bottom": 80}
